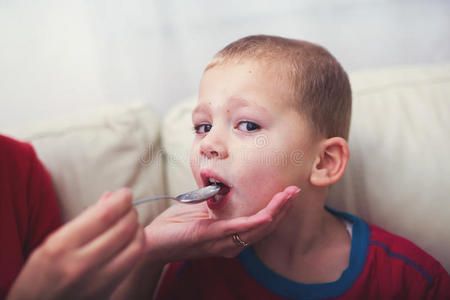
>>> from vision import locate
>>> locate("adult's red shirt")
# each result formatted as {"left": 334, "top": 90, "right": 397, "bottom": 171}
{"left": 0, "top": 135, "right": 62, "bottom": 298}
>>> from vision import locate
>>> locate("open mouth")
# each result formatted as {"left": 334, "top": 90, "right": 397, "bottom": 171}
{"left": 201, "top": 171, "right": 232, "bottom": 209}
{"left": 207, "top": 178, "right": 230, "bottom": 196}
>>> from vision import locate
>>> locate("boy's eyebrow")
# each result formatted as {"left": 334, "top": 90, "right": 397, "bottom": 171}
{"left": 192, "top": 103, "right": 211, "bottom": 115}
{"left": 228, "top": 96, "right": 270, "bottom": 115}
{"left": 193, "top": 97, "right": 269, "bottom": 115}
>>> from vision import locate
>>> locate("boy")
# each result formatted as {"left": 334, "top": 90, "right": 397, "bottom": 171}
{"left": 154, "top": 35, "right": 450, "bottom": 299}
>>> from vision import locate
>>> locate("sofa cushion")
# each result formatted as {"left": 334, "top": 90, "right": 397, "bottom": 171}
{"left": 328, "top": 63, "right": 450, "bottom": 271}
{"left": 5, "top": 103, "right": 168, "bottom": 225}
{"left": 162, "top": 63, "right": 450, "bottom": 271}
{"left": 162, "top": 99, "right": 198, "bottom": 199}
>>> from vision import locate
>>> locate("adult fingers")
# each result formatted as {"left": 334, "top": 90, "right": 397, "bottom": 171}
{"left": 91, "top": 226, "right": 146, "bottom": 294}
{"left": 99, "top": 191, "right": 112, "bottom": 202}
{"left": 48, "top": 188, "right": 133, "bottom": 249}
{"left": 206, "top": 186, "right": 300, "bottom": 238}
{"left": 198, "top": 233, "right": 250, "bottom": 259}
{"left": 259, "top": 186, "right": 300, "bottom": 227}
{"left": 234, "top": 186, "right": 300, "bottom": 245}
{"left": 200, "top": 188, "right": 300, "bottom": 258}
{"left": 259, "top": 186, "right": 300, "bottom": 218}
{"left": 76, "top": 207, "right": 140, "bottom": 268}
{"left": 233, "top": 200, "right": 292, "bottom": 248}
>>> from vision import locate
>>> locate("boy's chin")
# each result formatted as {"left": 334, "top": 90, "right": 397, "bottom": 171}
{"left": 208, "top": 204, "right": 260, "bottom": 220}
{"left": 208, "top": 209, "right": 238, "bottom": 220}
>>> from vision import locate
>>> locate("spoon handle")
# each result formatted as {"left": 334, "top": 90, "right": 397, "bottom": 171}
{"left": 132, "top": 196, "right": 175, "bottom": 206}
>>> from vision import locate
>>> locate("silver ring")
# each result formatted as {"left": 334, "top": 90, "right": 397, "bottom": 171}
{"left": 232, "top": 233, "right": 249, "bottom": 248}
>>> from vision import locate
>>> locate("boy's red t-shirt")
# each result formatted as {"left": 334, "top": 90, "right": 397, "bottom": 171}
{"left": 0, "top": 135, "right": 62, "bottom": 298}
{"left": 155, "top": 209, "right": 450, "bottom": 300}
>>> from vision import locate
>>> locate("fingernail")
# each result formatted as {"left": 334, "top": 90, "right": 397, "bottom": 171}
{"left": 287, "top": 188, "right": 301, "bottom": 200}
{"left": 100, "top": 191, "right": 111, "bottom": 200}
{"left": 117, "top": 187, "right": 132, "bottom": 196}
{"left": 119, "top": 187, "right": 133, "bottom": 201}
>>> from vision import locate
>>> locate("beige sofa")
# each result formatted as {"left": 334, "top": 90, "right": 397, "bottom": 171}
{"left": 6, "top": 63, "right": 450, "bottom": 272}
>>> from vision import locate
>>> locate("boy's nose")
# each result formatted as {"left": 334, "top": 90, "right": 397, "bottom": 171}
{"left": 199, "top": 133, "right": 229, "bottom": 159}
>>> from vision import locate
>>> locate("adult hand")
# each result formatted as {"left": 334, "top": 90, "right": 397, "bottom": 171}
{"left": 144, "top": 185, "right": 300, "bottom": 263}
{"left": 109, "top": 185, "right": 300, "bottom": 300}
{"left": 7, "top": 188, "right": 145, "bottom": 300}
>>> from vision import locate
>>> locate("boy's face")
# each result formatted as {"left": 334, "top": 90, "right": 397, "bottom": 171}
{"left": 190, "top": 61, "right": 317, "bottom": 219}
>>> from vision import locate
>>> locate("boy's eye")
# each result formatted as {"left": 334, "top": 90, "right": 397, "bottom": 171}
{"left": 237, "top": 121, "right": 261, "bottom": 132}
{"left": 194, "top": 124, "right": 212, "bottom": 134}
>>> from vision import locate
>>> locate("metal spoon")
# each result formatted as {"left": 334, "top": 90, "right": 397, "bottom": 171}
{"left": 132, "top": 185, "right": 220, "bottom": 206}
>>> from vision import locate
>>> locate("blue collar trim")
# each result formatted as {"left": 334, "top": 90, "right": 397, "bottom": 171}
{"left": 237, "top": 207, "right": 369, "bottom": 300}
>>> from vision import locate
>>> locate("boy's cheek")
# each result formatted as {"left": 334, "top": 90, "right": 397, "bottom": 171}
{"left": 236, "top": 171, "right": 284, "bottom": 205}
{"left": 189, "top": 146, "right": 200, "bottom": 170}
{"left": 189, "top": 152, "right": 202, "bottom": 187}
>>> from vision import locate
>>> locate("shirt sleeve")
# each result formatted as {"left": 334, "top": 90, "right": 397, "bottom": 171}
{"left": 425, "top": 260, "right": 450, "bottom": 300}
{"left": 22, "top": 143, "right": 62, "bottom": 258}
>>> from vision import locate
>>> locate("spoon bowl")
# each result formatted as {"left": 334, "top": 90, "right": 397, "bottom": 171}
{"left": 132, "top": 185, "right": 220, "bottom": 206}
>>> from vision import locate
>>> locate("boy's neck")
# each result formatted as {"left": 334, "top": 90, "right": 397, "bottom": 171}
{"left": 252, "top": 188, "right": 351, "bottom": 284}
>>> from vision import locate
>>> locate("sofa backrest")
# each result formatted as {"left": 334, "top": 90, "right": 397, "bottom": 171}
{"left": 5, "top": 104, "right": 168, "bottom": 225}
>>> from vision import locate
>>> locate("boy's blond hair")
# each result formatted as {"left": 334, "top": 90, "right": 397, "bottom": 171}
{"left": 205, "top": 35, "right": 352, "bottom": 140}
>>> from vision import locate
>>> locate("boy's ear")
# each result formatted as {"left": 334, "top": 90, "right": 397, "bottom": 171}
{"left": 310, "top": 137, "right": 349, "bottom": 187}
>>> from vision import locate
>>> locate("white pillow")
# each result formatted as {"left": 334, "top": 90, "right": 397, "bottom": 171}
{"left": 5, "top": 103, "right": 168, "bottom": 225}
{"left": 162, "top": 98, "right": 198, "bottom": 199}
